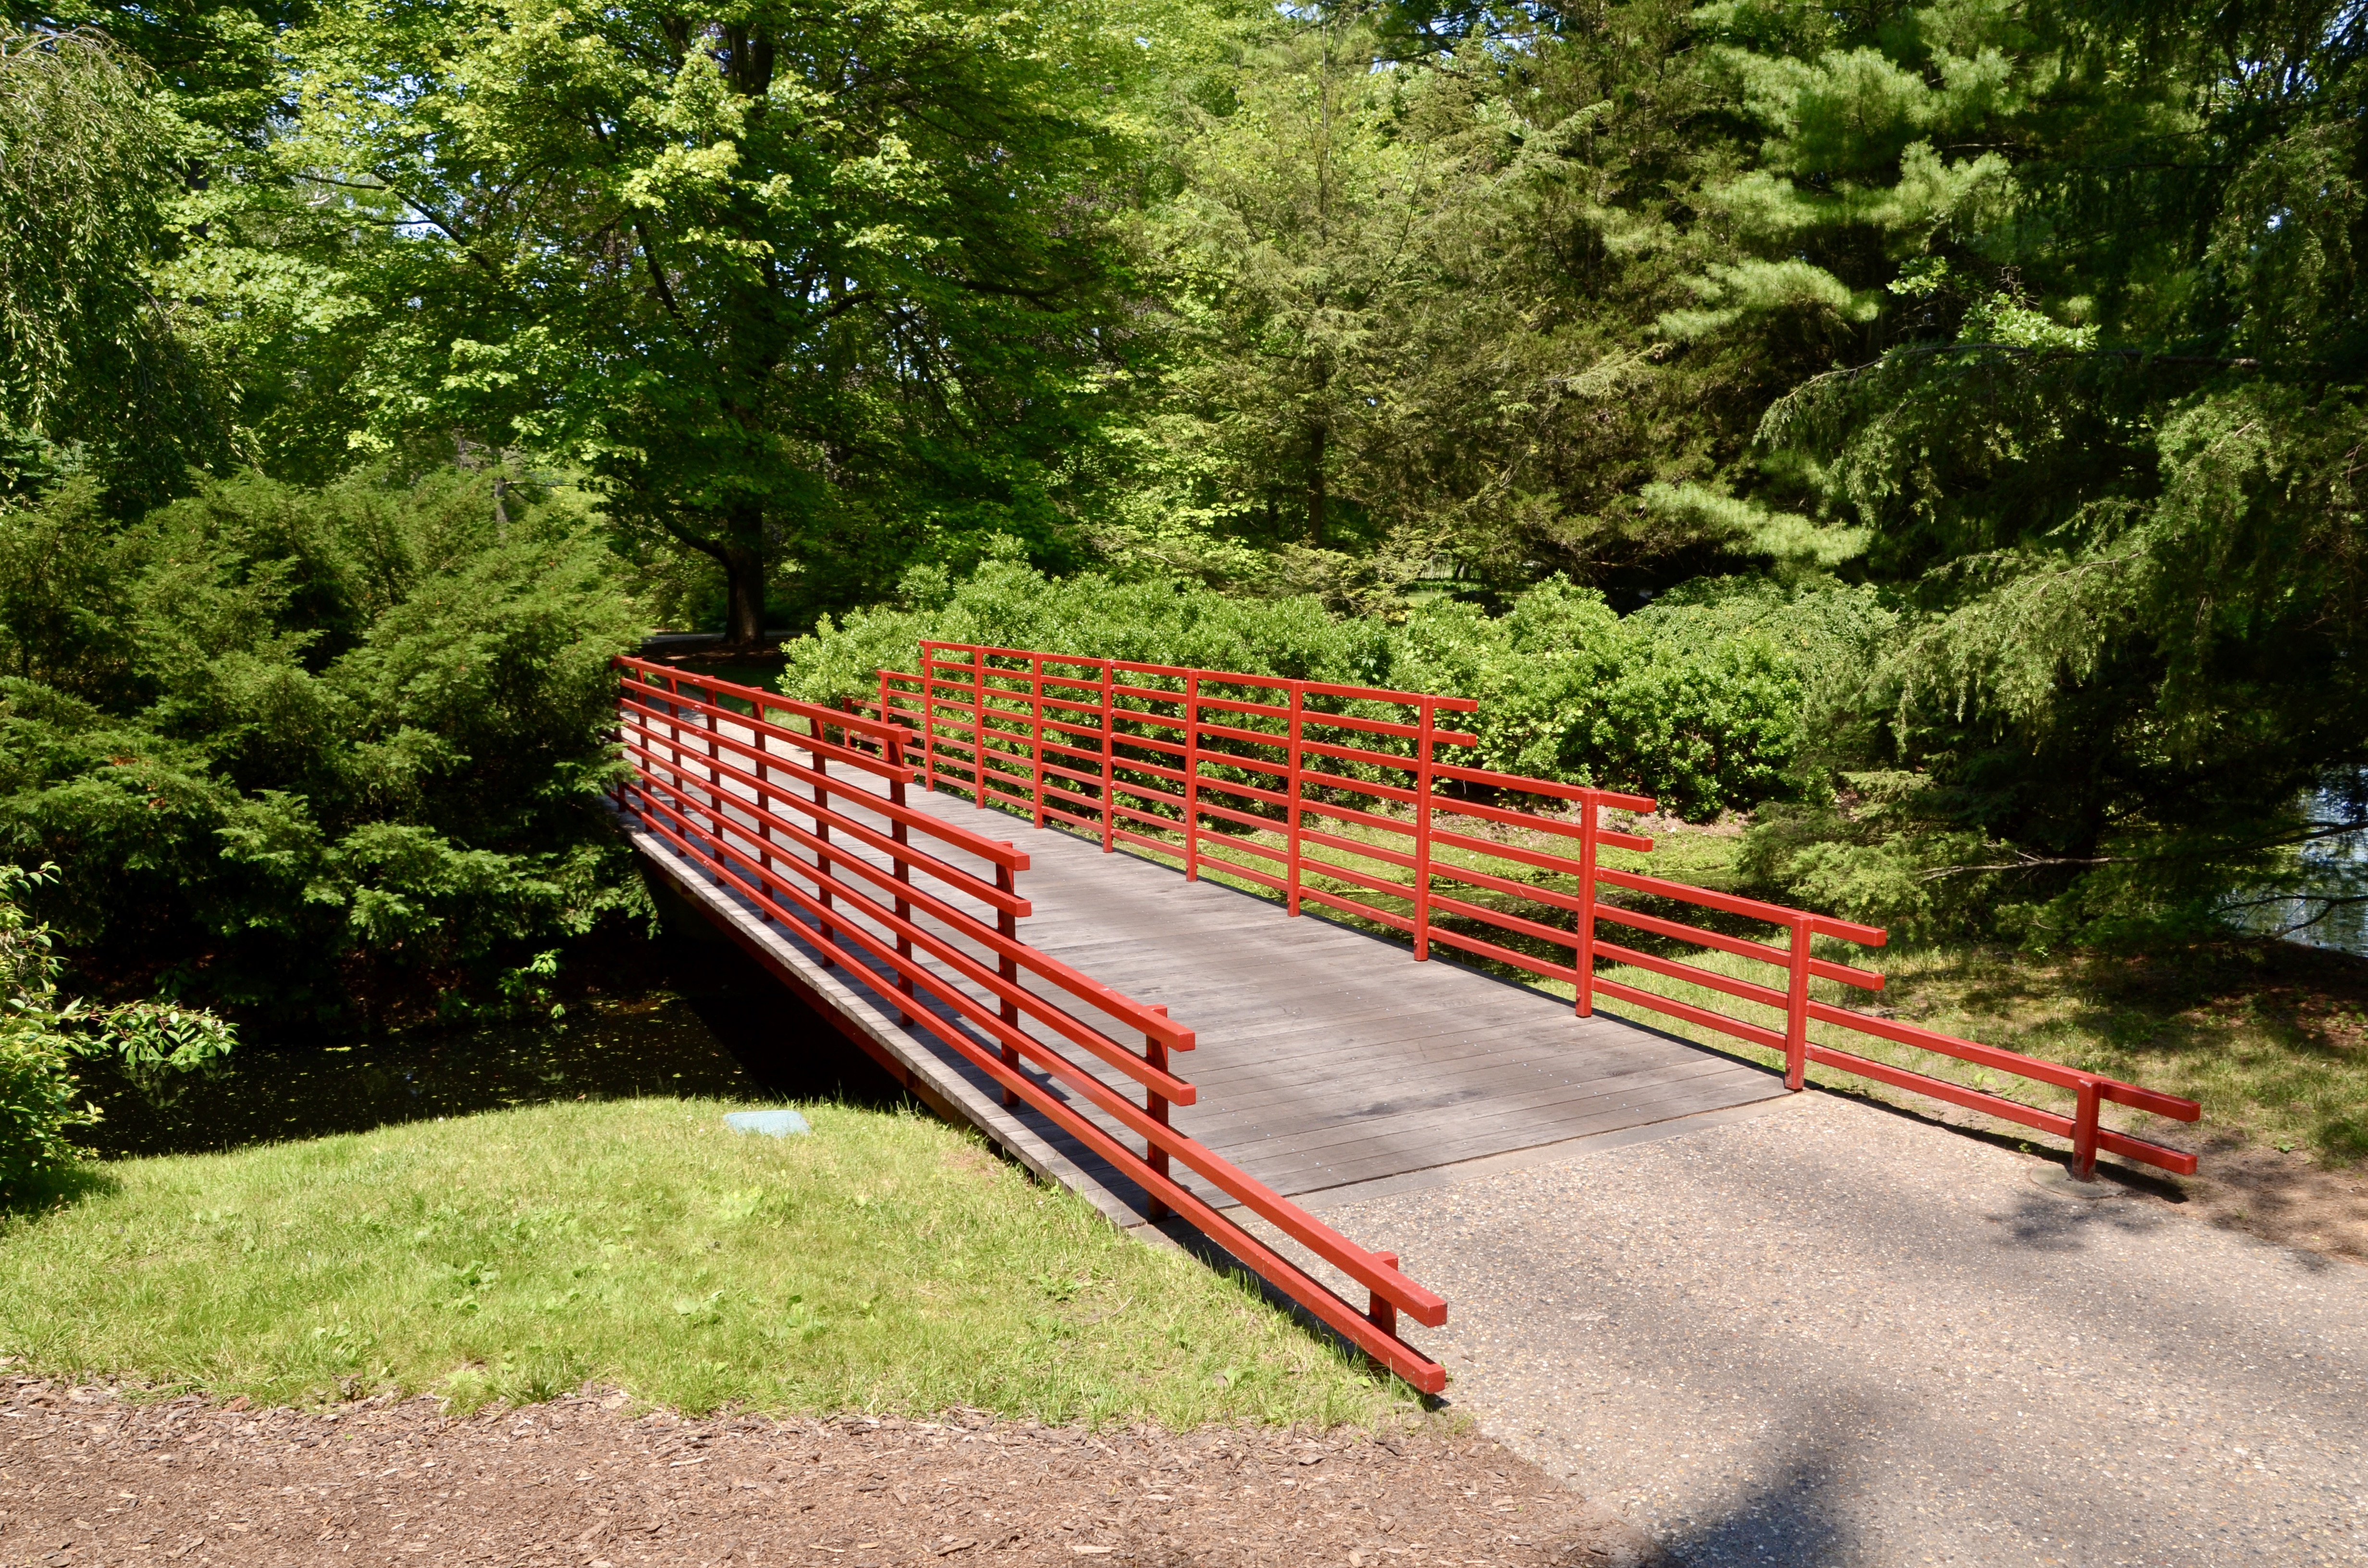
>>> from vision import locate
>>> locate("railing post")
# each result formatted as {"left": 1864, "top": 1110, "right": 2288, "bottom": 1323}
{"left": 1183, "top": 674, "right": 1200, "bottom": 881}
{"left": 1030, "top": 654, "right": 1047, "bottom": 829}
{"left": 752, "top": 701, "right": 774, "bottom": 902}
{"left": 918, "top": 642, "right": 940, "bottom": 796}
{"left": 701, "top": 677, "right": 721, "bottom": 792}
{"left": 661, "top": 670, "right": 686, "bottom": 798}
{"left": 1145, "top": 1026, "right": 1171, "bottom": 1223}
{"left": 971, "top": 649, "right": 987, "bottom": 810}
{"left": 1100, "top": 659, "right": 1116, "bottom": 853}
{"left": 1368, "top": 1250, "right": 1400, "bottom": 1341}
{"left": 813, "top": 725, "right": 836, "bottom": 968}
{"left": 1574, "top": 790, "right": 1599, "bottom": 1017}
{"left": 996, "top": 865, "right": 1020, "bottom": 1106}
{"left": 1286, "top": 681, "right": 1305, "bottom": 916}
{"left": 1784, "top": 915, "right": 1813, "bottom": 1090}
{"left": 2072, "top": 1076, "right": 2101, "bottom": 1181}
{"left": 891, "top": 751, "right": 913, "bottom": 1027}
{"left": 1413, "top": 700, "right": 1435, "bottom": 961}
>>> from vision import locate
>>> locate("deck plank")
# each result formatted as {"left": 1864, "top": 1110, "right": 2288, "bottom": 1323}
{"left": 880, "top": 781, "right": 1789, "bottom": 1203}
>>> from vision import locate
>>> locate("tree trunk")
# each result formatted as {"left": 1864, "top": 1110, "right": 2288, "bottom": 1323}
{"left": 1307, "top": 422, "right": 1328, "bottom": 548}
{"left": 721, "top": 542, "right": 766, "bottom": 648}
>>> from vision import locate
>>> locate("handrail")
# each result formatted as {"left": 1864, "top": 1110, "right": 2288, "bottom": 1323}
{"left": 873, "top": 640, "right": 2204, "bottom": 1182}
{"left": 612, "top": 656, "right": 1449, "bottom": 1392}
{"left": 618, "top": 653, "right": 911, "bottom": 765}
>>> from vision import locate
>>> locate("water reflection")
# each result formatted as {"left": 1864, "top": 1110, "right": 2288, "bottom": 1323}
{"left": 80, "top": 933, "right": 908, "bottom": 1158}
{"left": 2228, "top": 771, "right": 2368, "bottom": 958}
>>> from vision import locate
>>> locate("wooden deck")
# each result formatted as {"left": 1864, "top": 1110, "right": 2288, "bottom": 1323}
{"left": 636, "top": 751, "right": 1791, "bottom": 1224}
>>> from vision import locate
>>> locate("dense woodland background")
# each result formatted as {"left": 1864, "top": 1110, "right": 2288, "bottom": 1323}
{"left": 2, "top": 0, "right": 2365, "bottom": 1031}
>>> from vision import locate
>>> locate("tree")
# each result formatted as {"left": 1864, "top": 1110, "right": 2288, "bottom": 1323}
{"left": 1143, "top": 15, "right": 1447, "bottom": 556}
{"left": 1679, "top": 0, "right": 2368, "bottom": 935}
{"left": 0, "top": 25, "right": 230, "bottom": 510}
{"left": 289, "top": 0, "right": 1157, "bottom": 645}
{"left": 1114, "top": 0, "right": 1867, "bottom": 605}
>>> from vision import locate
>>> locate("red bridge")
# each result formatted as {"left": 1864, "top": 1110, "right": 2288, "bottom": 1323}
{"left": 612, "top": 642, "right": 2202, "bottom": 1395}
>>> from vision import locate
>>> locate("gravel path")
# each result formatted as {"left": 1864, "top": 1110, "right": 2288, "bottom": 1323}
{"left": 1331, "top": 1092, "right": 2368, "bottom": 1567}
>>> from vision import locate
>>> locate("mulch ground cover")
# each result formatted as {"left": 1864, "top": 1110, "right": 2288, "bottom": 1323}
{"left": 0, "top": 1378, "right": 1662, "bottom": 1568}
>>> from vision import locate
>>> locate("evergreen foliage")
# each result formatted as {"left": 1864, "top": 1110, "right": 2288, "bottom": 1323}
{"left": 0, "top": 468, "right": 643, "bottom": 1024}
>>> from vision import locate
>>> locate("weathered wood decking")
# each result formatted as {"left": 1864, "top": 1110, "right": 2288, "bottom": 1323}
{"left": 631, "top": 743, "right": 1792, "bottom": 1226}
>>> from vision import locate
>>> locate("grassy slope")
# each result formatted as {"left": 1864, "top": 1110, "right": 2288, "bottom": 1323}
{"left": 0, "top": 1099, "right": 1415, "bottom": 1423}
{"left": 1592, "top": 827, "right": 2368, "bottom": 1166}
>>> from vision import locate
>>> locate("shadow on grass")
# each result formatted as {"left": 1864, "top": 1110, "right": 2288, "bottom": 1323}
{"left": 0, "top": 1160, "right": 121, "bottom": 1225}
{"left": 75, "top": 928, "right": 911, "bottom": 1161}
{"left": 1137, "top": 1211, "right": 1446, "bottom": 1409}
{"left": 1884, "top": 938, "right": 2368, "bottom": 1165}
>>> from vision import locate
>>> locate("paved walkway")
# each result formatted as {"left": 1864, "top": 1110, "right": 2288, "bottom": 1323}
{"left": 1318, "top": 1092, "right": 2367, "bottom": 1567}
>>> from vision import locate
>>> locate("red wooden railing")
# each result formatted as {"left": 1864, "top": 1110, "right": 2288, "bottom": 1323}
{"left": 866, "top": 640, "right": 2203, "bottom": 1182}
{"left": 611, "top": 655, "right": 1450, "bottom": 1392}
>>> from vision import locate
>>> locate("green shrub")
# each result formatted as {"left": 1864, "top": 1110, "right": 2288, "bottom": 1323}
{"left": 784, "top": 561, "right": 1888, "bottom": 821}
{"left": 777, "top": 551, "right": 1395, "bottom": 705}
{"left": 0, "top": 864, "right": 231, "bottom": 1200}
{"left": 0, "top": 467, "right": 647, "bottom": 1024}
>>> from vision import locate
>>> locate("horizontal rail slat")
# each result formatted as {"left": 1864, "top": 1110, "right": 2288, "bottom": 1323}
{"left": 1806, "top": 1002, "right": 2199, "bottom": 1120}
{"left": 1429, "top": 760, "right": 1655, "bottom": 812}
{"left": 1595, "top": 938, "right": 1789, "bottom": 1013}
{"left": 1597, "top": 866, "right": 1888, "bottom": 945}
{"left": 1597, "top": 902, "right": 1885, "bottom": 991}
{"left": 622, "top": 757, "right": 1194, "bottom": 1065}
{"left": 1591, "top": 975, "right": 1788, "bottom": 1053}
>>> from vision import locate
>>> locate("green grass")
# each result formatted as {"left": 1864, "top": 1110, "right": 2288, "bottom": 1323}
{"left": 0, "top": 1098, "right": 1418, "bottom": 1423}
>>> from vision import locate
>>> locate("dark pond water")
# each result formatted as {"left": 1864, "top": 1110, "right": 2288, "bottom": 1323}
{"left": 2230, "top": 774, "right": 2368, "bottom": 959}
{"left": 80, "top": 927, "right": 908, "bottom": 1160}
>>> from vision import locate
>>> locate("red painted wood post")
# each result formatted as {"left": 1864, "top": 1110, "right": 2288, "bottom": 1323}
{"left": 1574, "top": 790, "right": 1600, "bottom": 1017}
{"left": 1784, "top": 914, "right": 1813, "bottom": 1090}
{"left": 1368, "top": 1250, "right": 1400, "bottom": 1340}
{"left": 1145, "top": 1026, "right": 1171, "bottom": 1223}
{"left": 1413, "top": 700, "right": 1435, "bottom": 960}
{"left": 971, "top": 650, "right": 987, "bottom": 810}
{"left": 662, "top": 670, "right": 686, "bottom": 792}
{"left": 1030, "top": 654, "right": 1047, "bottom": 829}
{"left": 891, "top": 748, "right": 913, "bottom": 1026}
{"left": 2072, "top": 1077, "right": 2101, "bottom": 1180}
{"left": 1286, "top": 681, "right": 1305, "bottom": 916}
{"left": 1100, "top": 659, "right": 1117, "bottom": 853}
{"left": 752, "top": 699, "right": 774, "bottom": 897}
{"left": 813, "top": 725, "right": 836, "bottom": 968}
{"left": 701, "top": 675, "right": 721, "bottom": 792}
{"left": 917, "top": 642, "right": 939, "bottom": 795}
{"left": 997, "top": 865, "right": 1020, "bottom": 1106}
{"left": 1183, "top": 674, "right": 1201, "bottom": 881}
